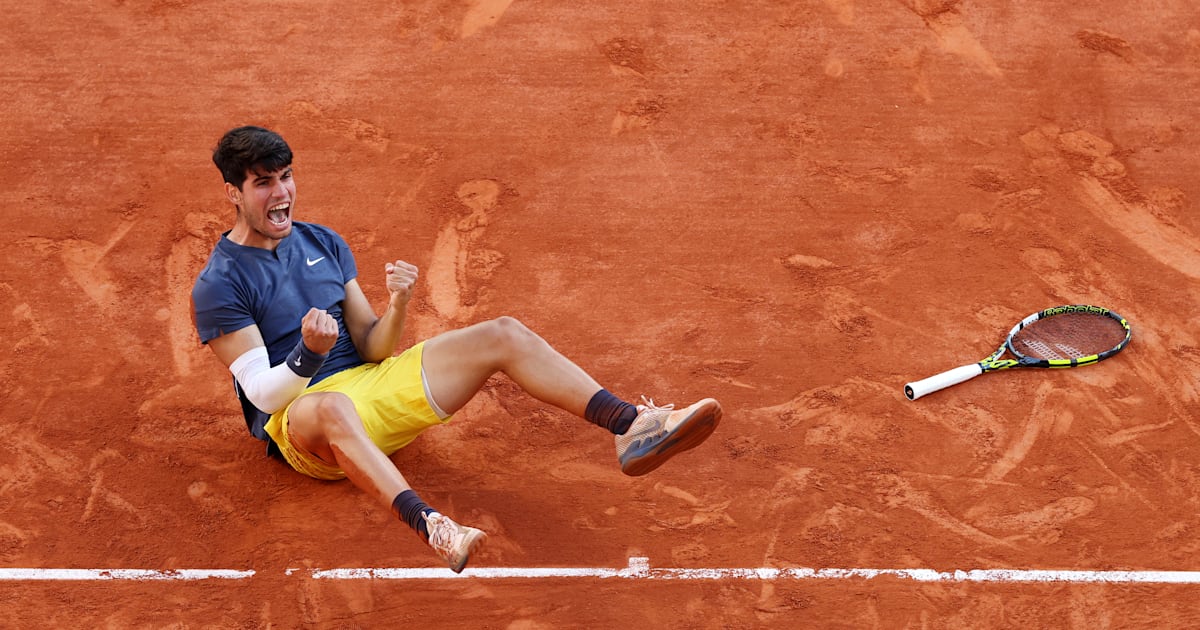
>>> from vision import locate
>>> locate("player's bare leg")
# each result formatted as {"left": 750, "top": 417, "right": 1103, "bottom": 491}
{"left": 421, "top": 316, "right": 602, "bottom": 416}
{"left": 286, "top": 391, "right": 484, "bottom": 573}
{"left": 421, "top": 316, "right": 722, "bottom": 475}
{"left": 286, "top": 392, "right": 410, "bottom": 502}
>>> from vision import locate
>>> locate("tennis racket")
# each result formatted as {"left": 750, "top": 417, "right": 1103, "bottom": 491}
{"left": 904, "top": 304, "right": 1131, "bottom": 401}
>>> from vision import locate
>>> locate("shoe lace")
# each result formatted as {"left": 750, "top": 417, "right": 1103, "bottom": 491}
{"left": 634, "top": 396, "right": 676, "bottom": 437}
{"left": 638, "top": 396, "right": 675, "bottom": 414}
{"left": 424, "top": 513, "right": 456, "bottom": 555}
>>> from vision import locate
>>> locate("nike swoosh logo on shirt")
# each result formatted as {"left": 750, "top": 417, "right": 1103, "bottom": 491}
{"left": 306, "top": 257, "right": 325, "bottom": 266}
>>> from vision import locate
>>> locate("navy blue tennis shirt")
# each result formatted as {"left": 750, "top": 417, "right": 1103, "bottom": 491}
{"left": 192, "top": 221, "right": 365, "bottom": 441}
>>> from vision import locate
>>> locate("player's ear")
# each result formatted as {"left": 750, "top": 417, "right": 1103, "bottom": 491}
{"left": 225, "top": 182, "right": 243, "bottom": 207}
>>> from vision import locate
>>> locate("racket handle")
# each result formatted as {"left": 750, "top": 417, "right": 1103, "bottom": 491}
{"left": 904, "top": 364, "right": 984, "bottom": 401}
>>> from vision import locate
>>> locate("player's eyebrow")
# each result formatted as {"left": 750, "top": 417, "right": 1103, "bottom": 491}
{"left": 252, "top": 167, "right": 292, "bottom": 184}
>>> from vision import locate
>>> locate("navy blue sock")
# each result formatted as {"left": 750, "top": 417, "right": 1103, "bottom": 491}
{"left": 392, "top": 490, "right": 435, "bottom": 539}
{"left": 585, "top": 389, "right": 638, "bottom": 435}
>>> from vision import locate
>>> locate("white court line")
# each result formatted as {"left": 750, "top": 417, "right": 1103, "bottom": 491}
{"left": 0, "top": 569, "right": 254, "bottom": 581}
{"left": 302, "top": 558, "right": 1200, "bottom": 584}
{"left": 6, "top": 558, "right": 1200, "bottom": 583}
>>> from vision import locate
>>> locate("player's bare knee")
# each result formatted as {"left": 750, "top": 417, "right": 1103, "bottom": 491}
{"left": 489, "top": 315, "right": 539, "bottom": 351}
{"left": 310, "top": 392, "right": 361, "bottom": 437}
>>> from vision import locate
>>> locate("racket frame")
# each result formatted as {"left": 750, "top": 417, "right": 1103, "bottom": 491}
{"left": 904, "top": 304, "right": 1131, "bottom": 401}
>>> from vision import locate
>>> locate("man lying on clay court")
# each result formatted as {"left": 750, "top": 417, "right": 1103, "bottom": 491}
{"left": 190, "top": 125, "right": 723, "bottom": 573}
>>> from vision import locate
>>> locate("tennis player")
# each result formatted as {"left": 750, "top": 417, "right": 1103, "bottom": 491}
{"left": 190, "top": 126, "right": 723, "bottom": 573}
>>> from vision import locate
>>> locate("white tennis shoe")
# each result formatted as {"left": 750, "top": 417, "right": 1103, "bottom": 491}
{"left": 615, "top": 397, "right": 722, "bottom": 476}
{"left": 424, "top": 512, "right": 486, "bottom": 574}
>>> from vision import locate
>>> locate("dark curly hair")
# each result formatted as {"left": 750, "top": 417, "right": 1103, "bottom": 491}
{"left": 212, "top": 126, "right": 293, "bottom": 189}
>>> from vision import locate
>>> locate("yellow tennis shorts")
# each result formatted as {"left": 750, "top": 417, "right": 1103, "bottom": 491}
{"left": 263, "top": 341, "right": 450, "bottom": 480}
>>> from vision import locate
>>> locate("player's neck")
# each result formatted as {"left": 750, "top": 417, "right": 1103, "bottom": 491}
{"left": 228, "top": 221, "right": 287, "bottom": 251}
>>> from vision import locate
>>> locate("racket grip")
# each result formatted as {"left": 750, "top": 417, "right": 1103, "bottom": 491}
{"left": 904, "top": 364, "right": 983, "bottom": 401}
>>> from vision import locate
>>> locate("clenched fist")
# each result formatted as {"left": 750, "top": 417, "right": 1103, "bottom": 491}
{"left": 385, "top": 260, "right": 419, "bottom": 309}
{"left": 300, "top": 307, "right": 339, "bottom": 354}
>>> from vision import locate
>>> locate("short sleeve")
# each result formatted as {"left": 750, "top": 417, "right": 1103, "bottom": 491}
{"left": 192, "top": 269, "right": 255, "bottom": 344}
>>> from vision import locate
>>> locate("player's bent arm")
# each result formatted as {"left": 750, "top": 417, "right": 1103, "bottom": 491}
{"left": 207, "top": 325, "right": 327, "bottom": 414}
{"left": 342, "top": 279, "right": 406, "bottom": 363}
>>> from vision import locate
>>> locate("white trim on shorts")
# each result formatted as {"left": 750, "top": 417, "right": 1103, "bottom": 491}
{"left": 420, "top": 365, "right": 450, "bottom": 420}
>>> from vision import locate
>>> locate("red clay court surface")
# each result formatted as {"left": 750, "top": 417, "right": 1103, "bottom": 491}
{"left": 4, "top": 0, "right": 1200, "bottom": 627}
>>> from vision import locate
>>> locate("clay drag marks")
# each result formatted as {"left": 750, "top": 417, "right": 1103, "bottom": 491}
{"left": 5, "top": 0, "right": 1200, "bottom": 626}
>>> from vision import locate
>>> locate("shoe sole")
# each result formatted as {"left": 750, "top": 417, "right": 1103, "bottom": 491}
{"left": 619, "top": 398, "right": 722, "bottom": 477}
{"left": 449, "top": 529, "right": 488, "bottom": 574}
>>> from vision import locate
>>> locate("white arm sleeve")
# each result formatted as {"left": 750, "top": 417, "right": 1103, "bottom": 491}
{"left": 229, "top": 346, "right": 315, "bottom": 414}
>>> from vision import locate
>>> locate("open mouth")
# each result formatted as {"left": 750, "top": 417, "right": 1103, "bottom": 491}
{"left": 267, "top": 202, "right": 291, "bottom": 228}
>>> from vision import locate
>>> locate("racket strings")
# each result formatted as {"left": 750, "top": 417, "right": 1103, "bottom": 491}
{"left": 1020, "top": 338, "right": 1086, "bottom": 359}
{"left": 1011, "top": 313, "right": 1127, "bottom": 360}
